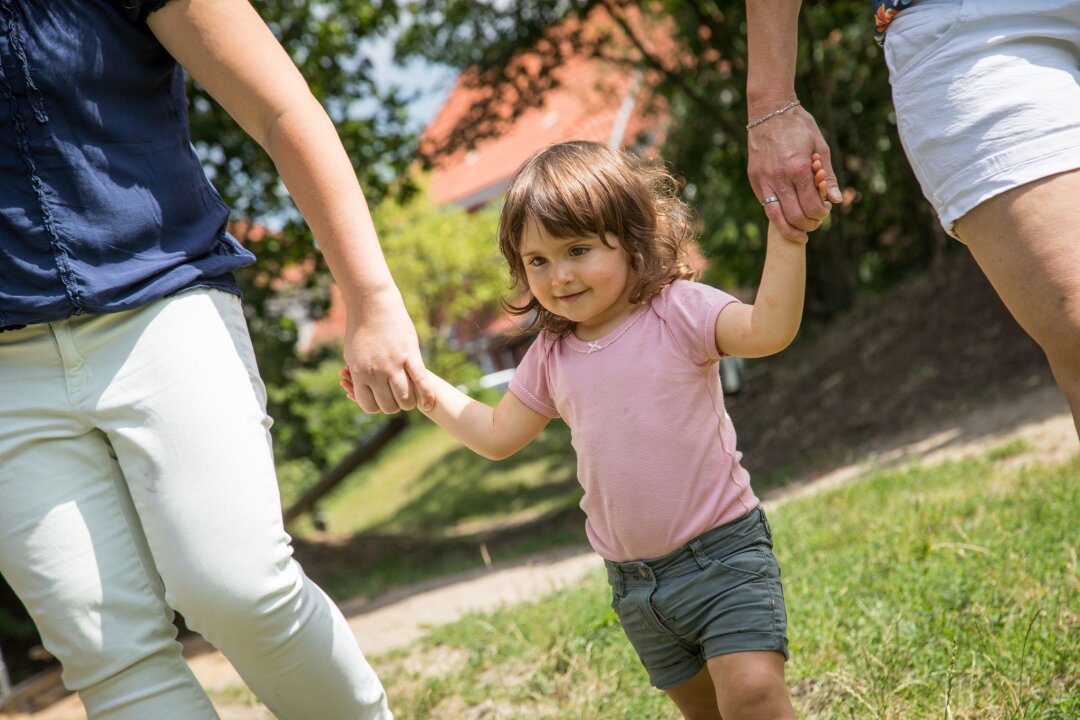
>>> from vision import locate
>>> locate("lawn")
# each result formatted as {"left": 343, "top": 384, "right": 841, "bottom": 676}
{"left": 289, "top": 416, "right": 590, "bottom": 600}
{"left": 369, "top": 447, "right": 1079, "bottom": 719}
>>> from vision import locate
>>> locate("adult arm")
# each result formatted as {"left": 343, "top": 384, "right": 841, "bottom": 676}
{"left": 147, "top": 0, "right": 435, "bottom": 414}
{"left": 341, "top": 370, "right": 550, "bottom": 461}
{"left": 745, "top": 0, "right": 841, "bottom": 240}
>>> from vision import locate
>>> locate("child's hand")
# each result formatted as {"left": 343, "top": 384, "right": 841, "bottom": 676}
{"left": 341, "top": 366, "right": 432, "bottom": 413}
{"left": 339, "top": 366, "right": 357, "bottom": 403}
{"left": 813, "top": 153, "right": 829, "bottom": 203}
{"left": 777, "top": 153, "right": 829, "bottom": 246}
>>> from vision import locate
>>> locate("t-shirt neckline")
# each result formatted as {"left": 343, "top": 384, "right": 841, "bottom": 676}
{"left": 564, "top": 302, "right": 649, "bottom": 355}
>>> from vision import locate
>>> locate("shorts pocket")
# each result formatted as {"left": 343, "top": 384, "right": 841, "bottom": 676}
{"left": 884, "top": 0, "right": 971, "bottom": 78}
{"left": 707, "top": 544, "right": 771, "bottom": 580}
{"left": 615, "top": 585, "right": 678, "bottom": 639}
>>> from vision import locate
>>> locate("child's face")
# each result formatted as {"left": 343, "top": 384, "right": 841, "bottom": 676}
{"left": 519, "top": 220, "right": 636, "bottom": 339}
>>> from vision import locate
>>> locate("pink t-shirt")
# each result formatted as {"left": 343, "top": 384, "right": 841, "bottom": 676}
{"left": 509, "top": 280, "right": 758, "bottom": 562}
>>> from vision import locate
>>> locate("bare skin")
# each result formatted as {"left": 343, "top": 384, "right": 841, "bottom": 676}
{"left": 744, "top": 0, "right": 840, "bottom": 242}
{"left": 150, "top": 0, "right": 435, "bottom": 415}
{"left": 665, "top": 651, "right": 796, "bottom": 720}
{"left": 955, "top": 169, "right": 1080, "bottom": 435}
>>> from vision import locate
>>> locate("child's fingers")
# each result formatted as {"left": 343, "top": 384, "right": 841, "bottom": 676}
{"left": 339, "top": 384, "right": 356, "bottom": 403}
{"left": 810, "top": 153, "right": 831, "bottom": 203}
{"left": 812, "top": 157, "right": 830, "bottom": 202}
{"left": 339, "top": 366, "right": 357, "bottom": 401}
{"left": 811, "top": 150, "right": 843, "bottom": 204}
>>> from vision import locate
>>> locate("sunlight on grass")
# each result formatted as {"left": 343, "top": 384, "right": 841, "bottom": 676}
{"left": 373, "top": 453, "right": 1080, "bottom": 719}
{"left": 289, "top": 416, "right": 586, "bottom": 601}
{"left": 984, "top": 438, "right": 1033, "bottom": 462}
{"left": 301, "top": 419, "right": 577, "bottom": 539}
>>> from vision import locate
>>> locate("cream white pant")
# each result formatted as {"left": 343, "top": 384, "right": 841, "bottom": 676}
{"left": 0, "top": 290, "right": 391, "bottom": 719}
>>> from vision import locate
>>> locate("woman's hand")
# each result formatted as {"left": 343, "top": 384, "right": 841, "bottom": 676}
{"left": 748, "top": 107, "right": 841, "bottom": 242}
{"left": 341, "top": 285, "right": 434, "bottom": 414}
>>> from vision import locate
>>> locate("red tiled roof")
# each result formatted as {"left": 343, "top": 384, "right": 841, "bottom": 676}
{"left": 423, "top": 9, "right": 668, "bottom": 209}
{"left": 426, "top": 60, "right": 656, "bottom": 208}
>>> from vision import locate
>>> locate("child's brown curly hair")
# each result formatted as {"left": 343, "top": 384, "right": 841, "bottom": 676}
{"left": 498, "top": 140, "right": 700, "bottom": 336}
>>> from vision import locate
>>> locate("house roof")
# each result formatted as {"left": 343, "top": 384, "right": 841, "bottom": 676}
{"left": 422, "top": 14, "right": 665, "bottom": 209}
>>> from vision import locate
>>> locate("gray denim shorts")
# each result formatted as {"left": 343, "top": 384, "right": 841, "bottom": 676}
{"left": 605, "top": 506, "right": 788, "bottom": 689}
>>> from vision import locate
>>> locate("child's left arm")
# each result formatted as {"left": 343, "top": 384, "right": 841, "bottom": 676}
{"left": 713, "top": 223, "right": 806, "bottom": 358}
{"left": 714, "top": 153, "right": 827, "bottom": 358}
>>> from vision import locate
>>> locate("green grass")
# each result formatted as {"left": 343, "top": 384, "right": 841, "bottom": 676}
{"left": 298, "top": 417, "right": 577, "bottom": 537}
{"left": 289, "top": 416, "right": 588, "bottom": 601}
{"left": 371, "top": 449, "right": 1079, "bottom": 719}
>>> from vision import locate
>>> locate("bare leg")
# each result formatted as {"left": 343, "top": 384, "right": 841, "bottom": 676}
{"left": 955, "top": 169, "right": 1080, "bottom": 436}
{"left": 664, "top": 665, "right": 724, "bottom": 720}
{"left": 708, "top": 651, "right": 795, "bottom": 720}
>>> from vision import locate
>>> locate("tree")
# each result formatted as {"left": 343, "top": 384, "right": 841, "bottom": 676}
{"left": 373, "top": 178, "right": 507, "bottom": 381}
{"left": 397, "top": 0, "right": 949, "bottom": 323}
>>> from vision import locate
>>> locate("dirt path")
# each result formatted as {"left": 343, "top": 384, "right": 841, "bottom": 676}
{"left": 6, "top": 385, "right": 1076, "bottom": 720}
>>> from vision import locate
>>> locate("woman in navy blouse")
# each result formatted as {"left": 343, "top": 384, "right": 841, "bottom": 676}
{"left": 0, "top": 1, "right": 432, "bottom": 717}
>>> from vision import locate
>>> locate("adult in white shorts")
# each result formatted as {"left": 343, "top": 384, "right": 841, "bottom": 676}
{"left": 744, "top": 0, "right": 1080, "bottom": 435}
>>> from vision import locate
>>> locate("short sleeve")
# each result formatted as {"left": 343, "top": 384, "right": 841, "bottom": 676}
{"left": 657, "top": 281, "right": 741, "bottom": 365}
{"left": 119, "top": 0, "right": 173, "bottom": 22}
{"left": 508, "top": 334, "right": 561, "bottom": 418}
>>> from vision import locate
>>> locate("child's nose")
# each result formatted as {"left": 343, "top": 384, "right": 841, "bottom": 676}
{"left": 552, "top": 262, "right": 573, "bottom": 284}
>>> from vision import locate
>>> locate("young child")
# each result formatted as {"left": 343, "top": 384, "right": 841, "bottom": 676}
{"left": 344, "top": 141, "right": 828, "bottom": 719}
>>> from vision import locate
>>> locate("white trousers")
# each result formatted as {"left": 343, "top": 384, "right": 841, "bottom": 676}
{"left": 0, "top": 290, "right": 392, "bottom": 719}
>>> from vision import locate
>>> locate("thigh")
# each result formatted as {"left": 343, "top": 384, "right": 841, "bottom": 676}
{"left": 670, "top": 514, "right": 788, "bottom": 663}
{"left": 610, "top": 576, "right": 705, "bottom": 691}
{"left": 707, "top": 651, "right": 794, "bottom": 720}
{"left": 954, "top": 168, "right": 1080, "bottom": 358}
{"left": 83, "top": 290, "right": 296, "bottom": 618}
{"left": 664, "top": 665, "right": 722, "bottom": 720}
{"left": 0, "top": 328, "right": 177, "bottom": 689}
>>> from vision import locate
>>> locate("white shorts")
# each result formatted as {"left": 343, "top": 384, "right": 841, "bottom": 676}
{"left": 885, "top": 0, "right": 1080, "bottom": 238}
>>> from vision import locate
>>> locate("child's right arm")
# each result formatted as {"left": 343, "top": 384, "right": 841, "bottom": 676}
{"left": 340, "top": 369, "right": 550, "bottom": 461}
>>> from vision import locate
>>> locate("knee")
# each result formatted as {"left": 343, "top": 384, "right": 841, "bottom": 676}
{"left": 166, "top": 561, "right": 311, "bottom": 646}
{"left": 1040, "top": 303, "right": 1080, "bottom": 375}
{"left": 722, "top": 676, "right": 794, "bottom": 720}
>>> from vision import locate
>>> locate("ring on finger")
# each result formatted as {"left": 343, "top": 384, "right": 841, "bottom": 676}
{"left": 761, "top": 195, "right": 780, "bottom": 206}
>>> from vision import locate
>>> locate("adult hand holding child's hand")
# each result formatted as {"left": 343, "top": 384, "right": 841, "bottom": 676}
{"left": 342, "top": 285, "right": 435, "bottom": 413}
{"left": 748, "top": 106, "right": 841, "bottom": 242}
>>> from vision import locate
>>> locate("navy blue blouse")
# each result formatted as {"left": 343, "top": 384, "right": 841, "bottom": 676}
{"left": 0, "top": 0, "right": 254, "bottom": 329}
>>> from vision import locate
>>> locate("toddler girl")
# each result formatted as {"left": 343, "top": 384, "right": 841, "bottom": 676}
{"left": 345, "top": 140, "right": 827, "bottom": 719}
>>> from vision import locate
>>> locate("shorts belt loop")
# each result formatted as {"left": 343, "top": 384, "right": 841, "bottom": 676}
{"left": 688, "top": 538, "right": 710, "bottom": 570}
{"left": 607, "top": 564, "right": 625, "bottom": 595}
{"left": 758, "top": 506, "right": 773, "bottom": 538}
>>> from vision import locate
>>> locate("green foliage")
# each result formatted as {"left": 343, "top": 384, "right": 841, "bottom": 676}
{"left": 295, "top": 419, "right": 584, "bottom": 601}
{"left": 191, "top": 1, "right": 415, "bottom": 222}
{"left": 372, "top": 178, "right": 507, "bottom": 382}
{"left": 397, "top": 0, "right": 949, "bottom": 323}
{"left": 269, "top": 356, "right": 386, "bottom": 506}
{"left": 373, "top": 451, "right": 1080, "bottom": 718}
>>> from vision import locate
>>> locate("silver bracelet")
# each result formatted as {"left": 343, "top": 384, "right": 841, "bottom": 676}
{"left": 746, "top": 100, "right": 801, "bottom": 130}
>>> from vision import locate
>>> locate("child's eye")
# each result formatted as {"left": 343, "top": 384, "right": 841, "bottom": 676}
{"left": 569, "top": 246, "right": 589, "bottom": 257}
{"left": 526, "top": 257, "right": 547, "bottom": 267}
